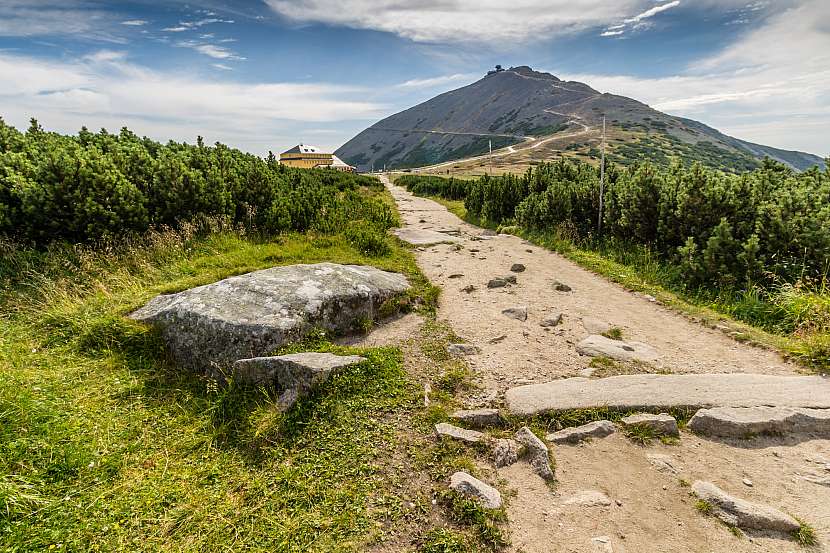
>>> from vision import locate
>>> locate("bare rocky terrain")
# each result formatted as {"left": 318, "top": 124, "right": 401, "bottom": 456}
{"left": 381, "top": 175, "right": 830, "bottom": 552}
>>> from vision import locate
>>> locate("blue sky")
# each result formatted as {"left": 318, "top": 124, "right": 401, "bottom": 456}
{"left": 1, "top": 0, "right": 827, "bottom": 156}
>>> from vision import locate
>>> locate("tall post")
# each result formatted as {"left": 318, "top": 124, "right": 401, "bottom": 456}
{"left": 598, "top": 116, "right": 606, "bottom": 235}
{"left": 489, "top": 139, "right": 493, "bottom": 175}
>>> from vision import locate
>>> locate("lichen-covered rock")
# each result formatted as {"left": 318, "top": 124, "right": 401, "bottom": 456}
{"left": 621, "top": 413, "right": 679, "bottom": 437}
{"left": 435, "top": 423, "right": 485, "bottom": 444}
{"left": 447, "top": 343, "right": 480, "bottom": 356}
{"left": 449, "top": 472, "right": 502, "bottom": 509}
{"left": 491, "top": 438, "right": 522, "bottom": 467}
{"left": 515, "top": 426, "right": 555, "bottom": 481}
{"left": 451, "top": 408, "right": 503, "bottom": 428}
{"left": 692, "top": 481, "right": 800, "bottom": 533}
{"left": 547, "top": 420, "right": 616, "bottom": 444}
{"left": 231, "top": 352, "right": 365, "bottom": 409}
{"left": 540, "top": 312, "right": 563, "bottom": 327}
{"left": 688, "top": 406, "right": 830, "bottom": 438}
{"left": 502, "top": 306, "right": 528, "bottom": 321}
{"left": 129, "top": 263, "right": 409, "bottom": 371}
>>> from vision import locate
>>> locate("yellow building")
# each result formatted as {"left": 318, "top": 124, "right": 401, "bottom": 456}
{"left": 279, "top": 144, "right": 354, "bottom": 172}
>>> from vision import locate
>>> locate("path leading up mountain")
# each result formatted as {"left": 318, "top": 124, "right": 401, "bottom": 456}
{"left": 382, "top": 175, "right": 830, "bottom": 552}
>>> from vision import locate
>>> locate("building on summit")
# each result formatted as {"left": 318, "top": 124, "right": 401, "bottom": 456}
{"left": 279, "top": 144, "right": 354, "bottom": 172}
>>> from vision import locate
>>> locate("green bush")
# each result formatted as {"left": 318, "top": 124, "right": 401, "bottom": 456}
{"left": 0, "top": 118, "right": 394, "bottom": 244}
{"left": 399, "top": 157, "right": 830, "bottom": 289}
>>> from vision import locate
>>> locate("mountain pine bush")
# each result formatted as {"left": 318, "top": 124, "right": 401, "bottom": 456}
{"left": 0, "top": 118, "right": 394, "bottom": 244}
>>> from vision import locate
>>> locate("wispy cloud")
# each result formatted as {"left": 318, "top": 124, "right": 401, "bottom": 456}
{"left": 175, "top": 40, "right": 245, "bottom": 61}
{"left": 162, "top": 18, "right": 235, "bottom": 33}
{"left": 601, "top": 0, "right": 680, "bottom": 37}
{"left": 395, "top": 73, "right": 477, "bottom": 89}
{"left": 121, "top": 20, "right": 148, "bottom": 27}
{"left": 624, "top": 1, "right": 680, "bottom": 24}
{"left": 600, "top": 30, "right": 624, "bottom": 37}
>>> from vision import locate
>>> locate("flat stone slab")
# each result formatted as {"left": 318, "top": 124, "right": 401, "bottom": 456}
{"left": 232, "top": 353, "right": 365, "bottom": 409}
{"left": 547, "top": 420, "right": 616, "bottom": 444}
{"left": 506, "top": 374, "right": 830, "bottom": 416}
{"left": 692, "top": 481, "right": 800, "bottom": 533}
{"left": 435, "top": 422, "right": 485, "bottom": 444}
{"left": 688, "top": 406, "right": 830, "bottom": 438}
{"left": 130, "top": 263, "right": 408, "bottom": 371}
{"left": 393, "top": 228, "right": 461, "bottom": 245}
{"left": 576, "top": 335, "right": 659, "bottom": 363}
{"left": 449, "top": 472, "right": 502, "bottom": 509}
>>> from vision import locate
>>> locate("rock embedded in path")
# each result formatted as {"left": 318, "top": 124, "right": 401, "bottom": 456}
{"left": 576, "top": 335, "right": 660, "bottom": 363}
{"left": 540, "top": 312, "right": 563, "bottom": 327}
{"left": 510, "top": 263, "right": 526, "bottom": 273}
{"left": 646, "top": 454, "right": 681, "bottom": 474}
{"left": 621, "top": 413, "right": 679, "bottom": 437}
{"left": 563, "top": 490, "right": 612, "bottom": 507}
{"left": 692, "top": 481, "right": 800, "bottom": 533}
{"left": 130, "top": 263, "right": 409, "bottom": 371}
{"left": 232, "top": 352, "right": 365, "bottom": 410}
{"left": 491, "top": 438, "right": 522, "bottom": 468}
{"left": 461, "top": 285, "right": 476, "bottom": 293}
{"left": 504, "top": 275, "right": 518, "bottom": 284}
{"left": 435, "top": 423, "right": 485, "bottom": 444}
{"left": 487, "top": 278, "right": 508, "bottom": 289}
{"left": 449, "top": 472, "right": 502, "bottom": 509}
{"left": 505, "top": 374, "right": 830, "bottom": 416}
{"left": 582, "top": 318, "right": 612, "bottom": 335}
{"left": 502, "top": 307, "right": 528, "bottom": 321}
{"left": 480, "top": 229, "right": 497, "bottom": 237}
{"left": 552, "top": 280, "right": 572, "bottom": 292}
{"left": 547, "top": 420, "right": 616, "bottom": 444}
{"left": 447, "top": 343, "right": 480, "bottom": 356}
{"left": 515, "top": 426, "right": 555, "bottom": 481}
{"left": 393, "top": 228, "right": 462, "bottom": 245}
{"left": 451, "top": 408, "right": 503, "bottom": 429}
{"left": 687, "top": 406, "right": 830, "bottom": 438}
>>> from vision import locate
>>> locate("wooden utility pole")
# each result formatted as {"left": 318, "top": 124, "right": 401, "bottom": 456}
{"left": 598, "top": 116, "right": 606, "bottom": 235}
{"left": 489, "top": 139, "right": 493, "bottom": 175}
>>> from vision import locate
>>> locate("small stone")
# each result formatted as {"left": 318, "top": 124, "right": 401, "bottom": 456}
{"left": 742, "top": 478, "right": 753, "bottom": 487}
{"left": 510, "top": 263, "right": 526, "bottom": 273}
{"left": 547, "top": 420, "right": 616, "bottom": 444}
{"left": 591, "top": 536, "right": 614, "bottom": 553}
{"left": 504, "top": 274, "right": 518, "bottom": 284}
{"left": 621, "top": 413, "right": 679, "bottom": 437}
{"left": 449, "top": 472, "right": 502, "bottom": 509}
{"left": 451, "top": 408, "right": 503, "bottom": 429}
{"left": 647, "top": 454, "right": 681, "bottom": 474}
{"left": 576, "top": 335, "right": 660, "bottom": 363}
{"left": 564, "top": 491, "right": 612, "bottom": 507}
{"left": 491, "top": 438, "right": 522, "bottom": 468}
{"left": 447, "top": 343, "right": 480, "bottom": 356}
{"left": 488, "top": 334, "right": 507, "bottom": 344}
{"left": 615, "top": 499, "right": 623, "bottom": 506}
{"left": 487, "top": 278, "right": 507, "bottom": 289}
{"left": 461, "top": 285, "right": 476, "bottom": 293}
{"left": 448, "top": 273, "right": 464, "bottom": 279}
{"left": 515, "top": 426, "right": 555, "bottom": 481}
{"left": 435, "top": 422, "right": 485, "bottom": 444}
{"left": 692, "top": 481, "right": 800, "bottom": 533}
{"left": 552, "top": 280, "right": 572, "bottom": 292}
{"left": 480, "top": 229, "right": 497, "bottom": 237}
{"left": 502, "top": 306, "right": 528, "bottom": 321}
{"left": 540, "top": 312, "right": 564, "bottom": 327}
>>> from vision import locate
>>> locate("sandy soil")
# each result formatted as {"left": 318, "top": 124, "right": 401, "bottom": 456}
{"left": 383, "top": 175, "right": 830, "bottom": 552}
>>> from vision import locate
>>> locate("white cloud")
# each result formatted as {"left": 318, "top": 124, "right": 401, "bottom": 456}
{"left": 0, "top": 1, "right": 124, "bottom": 42}
{"left": 624, "top": 1, "right": 680, "bottom": 24}
{"left": 163, "top": 17, "right": 235, "bottom": 33}
{"left": 395, "top": 73, "right": 478, "bottom": 89}
{"left": 121, "top": 20, "right": 148, "bottom": 26}
{"left": 265, "top": 0, "right": 673, "bottom": 43}
{"left": 561, "top": 0, "right": 830, "bottom": 155}
{"left": 176, "top": 41, "right": 245, "bottom": 61}
{"left": 212, "top": 63, "right": 233, "bottom": 71}
{"left": 0, "top": 51, "right": 385, "bottom": 154}
{"left": 600, "top": 30, "right": 624, "bottom": 37}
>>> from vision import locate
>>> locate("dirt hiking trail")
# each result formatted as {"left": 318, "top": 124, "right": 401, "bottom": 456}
{"left": 381, "top": 175, "right": 830, "bottom": 553}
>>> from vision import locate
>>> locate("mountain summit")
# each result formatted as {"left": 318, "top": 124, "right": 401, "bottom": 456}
{"left": 336, "top": 66, "right": 824, "bottom": 172}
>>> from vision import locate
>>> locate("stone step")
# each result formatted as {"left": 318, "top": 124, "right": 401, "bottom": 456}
{"left": 505, "top": 374, "right": 830, "bottom": 416}
{"left": 687, "top": 406, "right": 830, "bottom": 438}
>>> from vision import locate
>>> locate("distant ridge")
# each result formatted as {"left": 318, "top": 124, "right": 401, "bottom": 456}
{"left": 336, "top": 66, "right": 825, "bottom": 172}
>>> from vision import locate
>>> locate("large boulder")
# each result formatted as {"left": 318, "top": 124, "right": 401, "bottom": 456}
{"left": 130, "top": 263, "right": 409, "bottom": 371}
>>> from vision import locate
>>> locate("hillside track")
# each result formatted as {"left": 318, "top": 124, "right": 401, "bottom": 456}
{"left": 382, "top": 175, "right": 830, "bottom": 553}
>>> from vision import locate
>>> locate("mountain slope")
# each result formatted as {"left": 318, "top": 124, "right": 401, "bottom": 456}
{"left": 336, "top": 66, "right": 825, "bottom": 173}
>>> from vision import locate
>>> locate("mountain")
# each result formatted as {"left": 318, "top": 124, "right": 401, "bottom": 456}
{"left": 336, "top": 66, "right": 825, "bottom": 173}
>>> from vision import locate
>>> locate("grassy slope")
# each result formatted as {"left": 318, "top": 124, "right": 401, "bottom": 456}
{"left": 428, "top": 196, "right": 828, "bottom": 371}
{"left": 0, "top": 187, "right": 511, "bottom": 553}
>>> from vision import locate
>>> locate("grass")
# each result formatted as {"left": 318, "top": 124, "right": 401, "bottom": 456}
{"left": 601, "top": 327, "right": 624, "bottom": 341}
{"left": 793, "top": 519, "right": 818, "bottom": 547}
{"left": 695, "top": 499, "right": 714, "bottom": 515}
{"left": 0, "top": 205, "right": 516, "bottom": 552}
